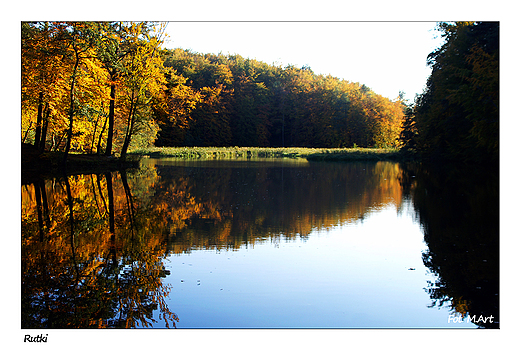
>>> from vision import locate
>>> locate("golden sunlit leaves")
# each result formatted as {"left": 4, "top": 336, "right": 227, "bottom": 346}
{"left": 22, "top": 22, "right": 168, "bottom": 154}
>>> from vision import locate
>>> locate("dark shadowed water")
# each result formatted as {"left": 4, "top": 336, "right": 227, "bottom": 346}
{"left": 21, "top": 158, "right": 498, "bottom": 328}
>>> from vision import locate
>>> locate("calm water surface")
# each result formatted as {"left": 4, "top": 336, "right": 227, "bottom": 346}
{"left": 21, "top": 158, "right": 499, "bottom": 328}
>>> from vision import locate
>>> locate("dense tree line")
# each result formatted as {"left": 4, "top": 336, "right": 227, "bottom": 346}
{"left": 401, "top": 22, "right": 499, "bottom": 163}
{"left": 22, "top": 21, "right": 499, "bottom": 160}
{"left": 22, "top": 21, "right": 406, "bottom": 156}
{"left": 154, "top": 49, "right": 406, "bottom": 148}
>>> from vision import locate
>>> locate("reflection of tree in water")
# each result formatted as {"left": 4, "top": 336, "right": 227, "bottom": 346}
{"left": 21, "top": 170, "right": 178, "bottom": 328}
{"left": 401, "top": 163, "right": 499, "bottom": 328}
{"left": 21, "top": 160, "right": 410, "bottom": 328}
{"left": 137, "top": 160, "right": 406, "bottom": 252}
{"left": 22, "top": 159, "right": 500, "bottom": 328}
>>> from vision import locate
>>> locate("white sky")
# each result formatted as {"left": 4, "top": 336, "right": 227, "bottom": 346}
{"left": 163, "top": 22, "right": 445, "bottom": 101}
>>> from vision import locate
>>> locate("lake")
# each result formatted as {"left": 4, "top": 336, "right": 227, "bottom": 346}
{"left": 21, "top": 158, "right": 499, "bottom": 329}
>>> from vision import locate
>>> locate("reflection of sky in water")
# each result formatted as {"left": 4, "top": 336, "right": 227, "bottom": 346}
{"left": 154, "top": 203, "right": 475, "bottom": 328}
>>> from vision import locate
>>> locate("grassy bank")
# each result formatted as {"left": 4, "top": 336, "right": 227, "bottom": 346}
{"left": 129, "top": 146, "right": 404, "bottom": 161}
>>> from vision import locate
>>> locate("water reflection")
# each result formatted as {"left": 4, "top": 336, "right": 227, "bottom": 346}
{"left": 144, "top": 159, "right": 406, "bottom": 252}
{"left": 401, "top": 163, "right": 499, "bottom": 328}
{"left": 21, "top": 159, "right": 499, "bottom": 328}
{"left": 21, "top": 171, "right": 178, "bottom": 328}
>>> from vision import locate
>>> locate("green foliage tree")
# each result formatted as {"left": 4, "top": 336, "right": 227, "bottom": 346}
{"left": 413, "top": 22, "right": 499, "bottom": 163}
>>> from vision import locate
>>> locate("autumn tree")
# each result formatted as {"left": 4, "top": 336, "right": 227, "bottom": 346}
{"left": 22, "top": 22, "right": 109, "bottom": 156}
{"left": 152, "top": 67, "right": 201, "bottom": 146}
{"left": 118, "top": 22, "right": 167, "bottom": 159}
{"left": 96, "top": 22, "right": 138, "bottom": 156}
{"left": 22, "top": 21, "right": 171, "bottom": 159}
{"left": 59, "top": 22, "right": 104, "bottom": 162}
{"left": 154, "top": 49, "right": 407, "bottom": 148}
{"left": 22, "top": 22, "right": 70, "bottom": 151}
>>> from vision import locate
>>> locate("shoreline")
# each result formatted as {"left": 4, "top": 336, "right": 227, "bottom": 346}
{"left": 21, "top": 144, "right": 415, "bottom": 183}
{"left": 129, "top": 146, "right": 410, "bottom": 161}
{"left": 21, "top": 143, "right": 140, "bottom": 184}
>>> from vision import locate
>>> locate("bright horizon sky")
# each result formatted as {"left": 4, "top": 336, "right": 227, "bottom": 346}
{"left": 163, "top": 22, "right": 446, "bottom": 101}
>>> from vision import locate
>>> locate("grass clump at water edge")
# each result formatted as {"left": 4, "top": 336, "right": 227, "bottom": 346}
{"left": 129, "top": 146, "right": 403, "bottom": 161}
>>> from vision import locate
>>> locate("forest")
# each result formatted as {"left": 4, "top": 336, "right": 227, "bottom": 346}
{"left": 21, "top": 21, "right": 500, "bottom": 329}
{"left": 21, "top": 21, "right": 499, "bottom": 164}
{"left": 21, "top": 21, "right": 407, "bottom": 161}
{"left": 401, "top": 21, "right": 499, "bottom": 164}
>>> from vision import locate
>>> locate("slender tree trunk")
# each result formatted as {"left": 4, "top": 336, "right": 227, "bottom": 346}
{"left": 64, "top": 49, "right": 81, "bottom": 163}
{"left": 34, "top": 92, "right": 44, "bottom": 148}
{"left": 120, "top": 94, "right": 136, "bottom": 160}
{"left": 53, "top": 131, "right": 66, "bottom": 152}
{"left": 90, "top": 112, "right": 100, "bottom": 154}
{"left": 105, "top": 79, "right": 116, "bottom": 156}
{"left": 97, "top": 114, "right": 108, "bottom": 155}
{"left": 22, "top": 121, "right": 33, "bottom": 143}
{"left": 39, "top": 104, "right": 50, "bottom": 151}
